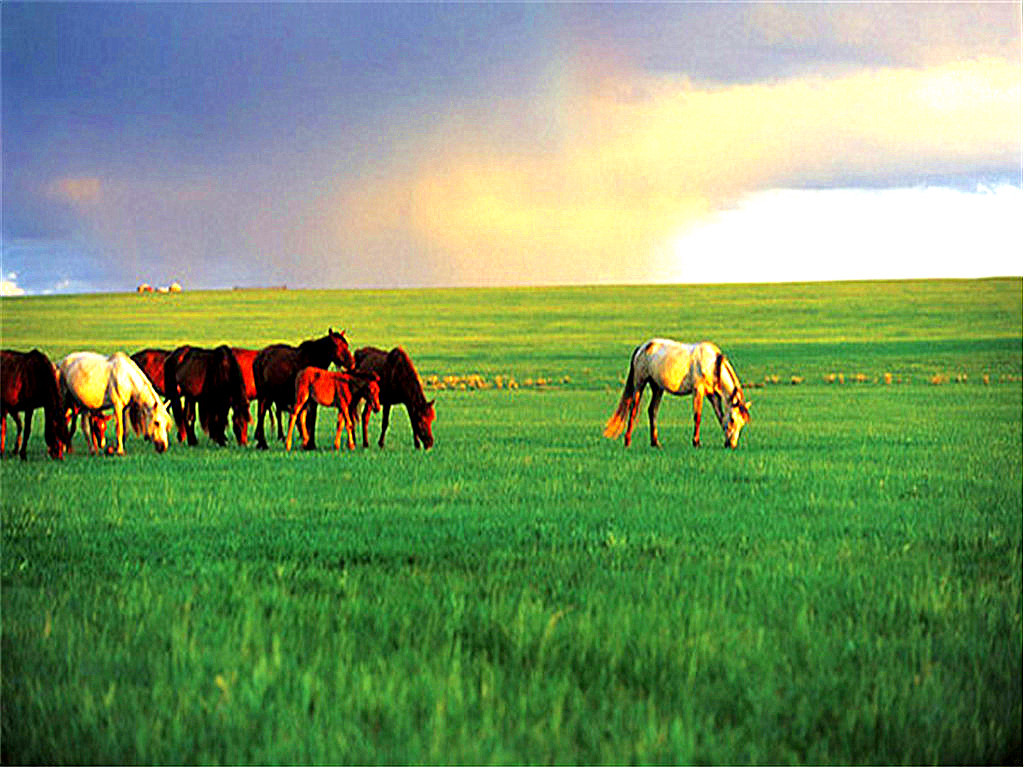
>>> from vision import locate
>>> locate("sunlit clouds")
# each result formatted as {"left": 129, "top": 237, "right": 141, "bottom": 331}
{"left": 331, "top": 56, "right": 1020, "bottom": 285}
{"left": 2, "top": 2, "right": 1020, "bottom": 292}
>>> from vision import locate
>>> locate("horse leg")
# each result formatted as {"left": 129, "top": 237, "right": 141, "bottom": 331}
{"left": 15, "top": 409, "right": 32, "bottom": 460}
{"left": 356, "top": 401, "right": 370, "bottom": 449}
{"left": 623, "top": 382, "right": 645, "bottom": 448}
{"left": 302, "top": 401, "right": 318, "bottom": 450}
{"left": 692, "top": 390, "right": 704, "bottom": 448}
{"left": 255, "top": 398, "right": 270, "bottom": 450}
{"left": 114, "top": 403, "right": 126, "bottom": 455}
{"left": 285, "top": 399, "right": 305, "bottom": 452}
{"left": 378, "top": 403, "right": 391, "bottom": 449}
{"left": 1, "top": 411, "right": 7, "bottom": 457}
{"left": 648, "top": 385, "right": 664, "bottom": 448}
{"left": 344, "top": 409, "right": 356, "bottom": 451}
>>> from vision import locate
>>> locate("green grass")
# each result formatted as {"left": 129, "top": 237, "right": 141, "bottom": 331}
{"left": 2, "top": 278, "right": 1021, "bottom": 764}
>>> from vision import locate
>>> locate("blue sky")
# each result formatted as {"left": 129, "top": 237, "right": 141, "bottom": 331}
{"left": 2, "top": 1, "right": 1020, "bottom": 294}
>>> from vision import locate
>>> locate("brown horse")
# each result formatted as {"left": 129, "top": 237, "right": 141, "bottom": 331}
{"left": 130, "top": 348, "right": 172, "bottom": 397}
{"left": 164, "top": 345, "right": 249, "bottom": 446}
{"left": 253, "top": 328, "right": 355, "bottom": 450}
{"left": 285, "top": 368, "right": 380, "bottom": 451}
{"left": 352, "top": 347, "right": 436, "bottom": 450}
{"left": 64, "top": 403, "right": 113, "bottom": 453}
{"left": 1, "top": 349, "right": 71, "bottom": 460}
{"left": 230, "top": 347, "right": 286, "bottom": 446}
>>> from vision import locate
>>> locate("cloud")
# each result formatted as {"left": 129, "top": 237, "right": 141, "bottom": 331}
{"left": 747, "top": 2, "right": 1021, "bottom": 70}
{"left": 330, "top": 56, "right": 1019, "bottom": 285}
{"left": 1, "top": 272, "right": 26, "bottom": 297}
{"left": 672, "top": 184, "right": 1023, "bottom": 284}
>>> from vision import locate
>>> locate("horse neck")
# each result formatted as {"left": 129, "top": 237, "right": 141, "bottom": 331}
{"left": 298, "top": 337, "right": 335, "bottom": 368}
{"left": 716, "top": 358, "right": 743, "bottom": 402}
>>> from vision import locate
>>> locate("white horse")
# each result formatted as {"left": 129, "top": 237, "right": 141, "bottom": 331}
{"left": 58, "top": 352, "right": 172, "bottom": 455}
{"left": 604, "top": 339, "right": 752, "bottom": 449}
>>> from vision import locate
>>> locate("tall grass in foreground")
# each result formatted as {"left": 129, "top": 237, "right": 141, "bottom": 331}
{"left": 2, "top": 280, "right": 1021, "bottom": 764}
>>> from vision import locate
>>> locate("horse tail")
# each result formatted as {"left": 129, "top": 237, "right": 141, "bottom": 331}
{"left": 603, "top": 346, "right": 641, "bottom": 439}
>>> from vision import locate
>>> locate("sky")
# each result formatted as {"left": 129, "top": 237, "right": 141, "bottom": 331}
{"left": 2, "top": 1, "right": 1021, "bottom": 295}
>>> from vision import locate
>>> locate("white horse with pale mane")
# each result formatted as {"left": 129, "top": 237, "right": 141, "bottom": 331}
{"left": 58, "top": 352, "right": 172, "bottom": 455}
{"left": 604, "top": 339, "right": 752, "bottom": 449}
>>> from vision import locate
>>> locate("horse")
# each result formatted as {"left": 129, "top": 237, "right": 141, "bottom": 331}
{"left": 604, "top": 339, "right": 752, "bottom": 449}
{"left": 164, "top": 345, "right": 249, "bottom": 446}
{"left": 64, "top": 403, "right": 113, "bottom": 453}
{"left": 230, "top": 347, "right": 285, "bottom": 446}
{"left": 58, "top": 351, "right": 172, "bottom": 455}
{"left": 351, "top": 346, "right": 436, "bottom": 450}
{"left": 285, "top": 368, "right": 380, "bottom": 452}
{"left": 253, "top": 328, "right": 355, "bottom": 450}
{"left": 130, "top": 348, "right": 172, "bottom": 398}
{"left": 1, "top": 349, "right": 70, "bottom": 460}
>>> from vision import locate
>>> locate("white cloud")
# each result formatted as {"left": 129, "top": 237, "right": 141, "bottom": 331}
{"left": 672, "top": 185, "right": 1023, "bottom": 284}
{"left": 1, "top": 272, "right": 27, "bottom": 296}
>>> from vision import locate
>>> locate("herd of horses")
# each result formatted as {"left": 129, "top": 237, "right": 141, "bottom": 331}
{"left": 1, "top": 331, "right": 752, "bottom": 460}
{"left": 0, "top": 329, "right": 437, "bottom": 459}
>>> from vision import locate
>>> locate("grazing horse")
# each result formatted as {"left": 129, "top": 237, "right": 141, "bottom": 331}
{"left": 352, "top": 346, "right": 436, "bottom": 450}
{"left": 64, "top": 403, "right": 113, "bottom": 453}
{"left": 58, "top": 352, "right": 172, "bottom": 454}
{"left": 253, "top": 328, "right": 355, "bottom": 450}
{"left": 164, "top": 345, "right": 249, "bottom": 446}
{"left": 285, "top": 368, "right": 380, "bottom": 451}
{"left": 604, "top": 339, "right": 752, "bottom": 449}
{"left": 230, "top": 347, "right": 284, "bottom": 446}
{"left": 1, "top": 349, "right": 70, "bottom": 460}
{"left": 130, "top": 348, "right": 172, "bottom": 398}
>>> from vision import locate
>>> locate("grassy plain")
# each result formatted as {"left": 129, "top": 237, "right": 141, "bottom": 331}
{"left": 2, "top": 278, "right": 1021, "bottom": 764}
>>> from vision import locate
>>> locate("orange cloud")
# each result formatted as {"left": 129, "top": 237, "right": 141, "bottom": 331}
{"left": 331, "top": 56, "right": 1018, "bottom": 285}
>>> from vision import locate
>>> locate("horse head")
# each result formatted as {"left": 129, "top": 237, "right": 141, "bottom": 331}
{"left": 724, "top": 394, "right": 752, "bottom": 449}
{"left": 414, "top": 399, "right": 436, "bottom": 450}
{"left": 233, "top": 410, "right": 250, "bottom": 446}
{"left": 137, "top": 400, "right": 172, "bottom": 453}
{"left": 328, "top": 327, "right": 356, "bottom": 370}
{"left": 366, "top": 379, "right": 382, "bottom": 414}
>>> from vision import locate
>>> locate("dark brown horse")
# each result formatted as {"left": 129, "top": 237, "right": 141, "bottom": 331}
{"left": 285, "top": 368, "right": 380, "bottom": 451}
{"left": 1, "top": 349, "right": 70, "bottom": 460}
{"left": 164, "top": 345, "right": 249, "bottom": 446}
{"left": 130, "top": 348, "right": 172, "bottom": 397}
{"left": 253, "top": 328, "right": 355, "bottom": 450}
{"left": 352, "top": 346, "right": 436, "bottom": 450}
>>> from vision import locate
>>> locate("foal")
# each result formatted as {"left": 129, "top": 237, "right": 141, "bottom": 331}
{"left": 285, "top": 368, "right": 381, "bottom": 451}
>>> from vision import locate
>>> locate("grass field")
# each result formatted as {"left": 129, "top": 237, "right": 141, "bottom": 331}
{"left": 2, "top": 278, "right": 1021, "bottom": 764}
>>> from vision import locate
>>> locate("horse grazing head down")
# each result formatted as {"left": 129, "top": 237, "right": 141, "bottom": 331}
{"left": 129, "top": 400, "right": 171, "bottom": 453}
{"left": 414, "top": 400, "right": 436, "bottom": 450}
{"left": 724, "top": 394, "right": 752, "bottom": 449}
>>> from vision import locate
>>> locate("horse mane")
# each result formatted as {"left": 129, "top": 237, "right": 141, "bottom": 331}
{"left": 714, "top": 352, "right": 745, "bottom": 403}
{"left": 387, "top": 347, "right": 430, "bottom": 411}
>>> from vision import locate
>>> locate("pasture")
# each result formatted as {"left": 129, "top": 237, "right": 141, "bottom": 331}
{"left": 2, "top": 278, "right": 1021, "bottom": 765}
